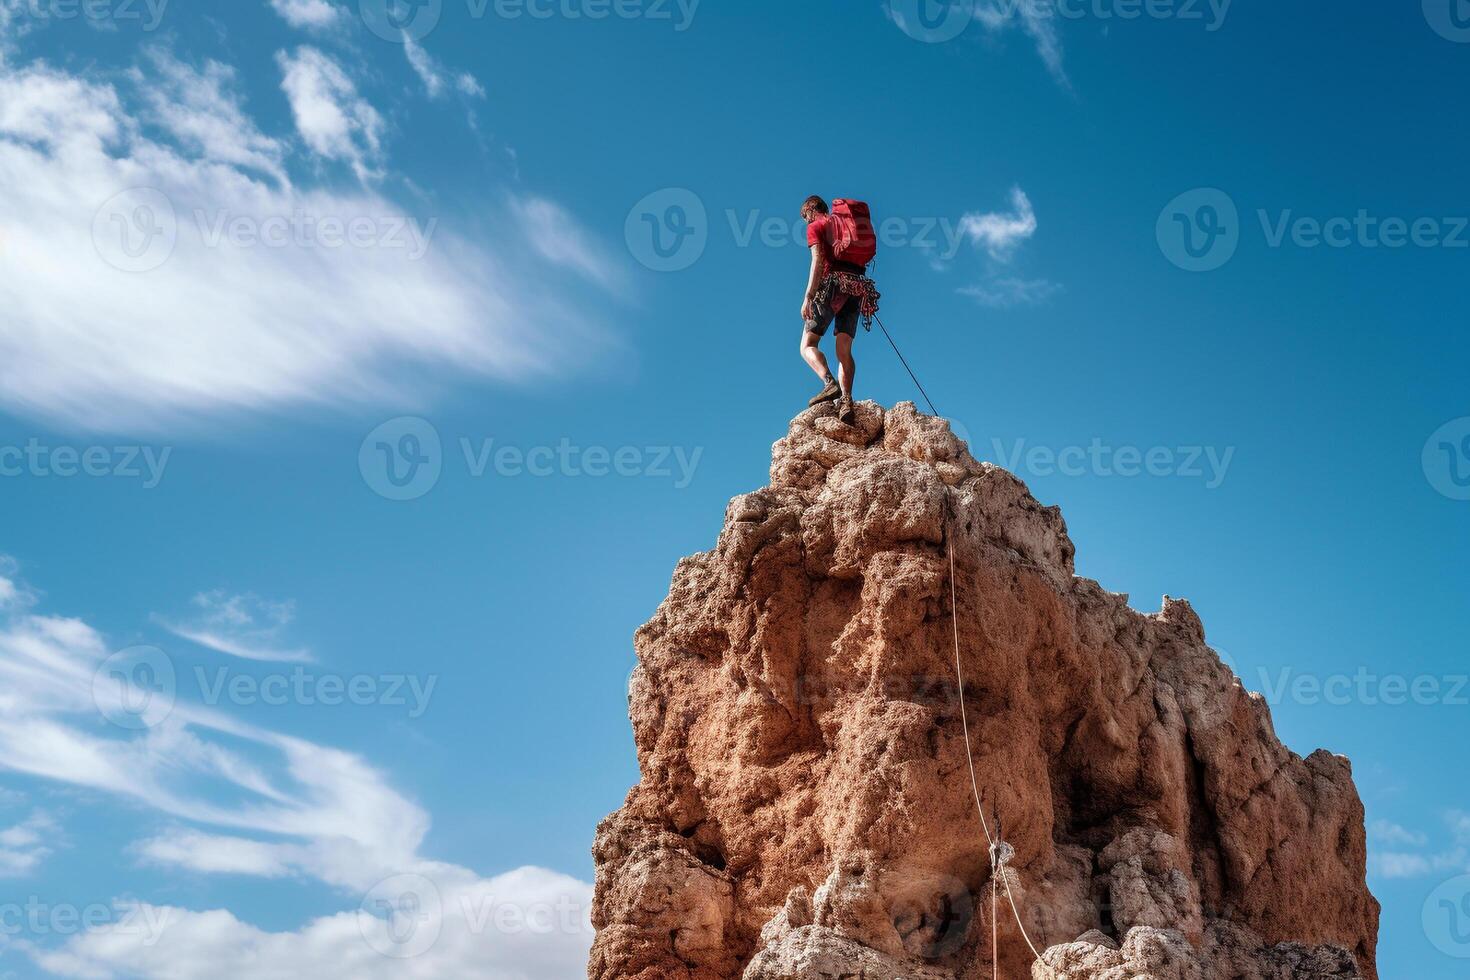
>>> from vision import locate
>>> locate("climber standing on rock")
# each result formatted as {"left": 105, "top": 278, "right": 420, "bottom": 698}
{"left": 798, "top": 196, "right": 881, "bottom": 426}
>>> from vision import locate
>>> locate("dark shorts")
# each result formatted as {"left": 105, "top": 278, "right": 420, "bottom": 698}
{"left": 804, "top": 279, "right": 860, "bottom": 338}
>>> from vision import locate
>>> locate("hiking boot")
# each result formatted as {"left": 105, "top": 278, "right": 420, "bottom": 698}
{"left": 808, "top": 377, "right": 841, "bottom": 407}
{"left": 838, "top": 397, "right": 856, "bottom": 425}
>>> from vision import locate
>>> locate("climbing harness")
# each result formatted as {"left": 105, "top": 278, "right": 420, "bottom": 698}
{"left": 826, "top": 271, "right": 882, "bottom": 324}
{"left": 879, "top": 318, "right": 1057, "bottom": 974}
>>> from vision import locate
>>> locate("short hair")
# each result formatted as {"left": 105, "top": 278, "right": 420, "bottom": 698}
{"left": 801, "top": 195, "right": 829, "bottom": 217}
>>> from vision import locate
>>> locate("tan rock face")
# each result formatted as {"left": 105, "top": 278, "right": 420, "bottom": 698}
{"left": 590, "top": 402, "right": 1380, "bottom": 980}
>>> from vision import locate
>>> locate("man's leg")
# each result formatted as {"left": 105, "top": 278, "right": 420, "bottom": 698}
{"left": 800, "top": 330, "right": 833, "bottom": 383}
{"left": 835, "top": 331, "right": 856, "bottom": 399}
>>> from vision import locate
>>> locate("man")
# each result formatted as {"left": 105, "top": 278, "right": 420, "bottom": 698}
{"left": 798, "top": 196, "right": 862, "bottom": 425}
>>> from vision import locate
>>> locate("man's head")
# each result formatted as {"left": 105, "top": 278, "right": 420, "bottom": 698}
{"left": 800, "top": 196, "right": 829, "bottom": 222}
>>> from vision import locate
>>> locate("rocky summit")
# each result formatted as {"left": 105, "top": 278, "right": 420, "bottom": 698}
{"left": 590, "top": 401, "right": 1380, "bottom": 980}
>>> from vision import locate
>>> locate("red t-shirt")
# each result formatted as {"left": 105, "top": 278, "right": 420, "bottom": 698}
{"left": 806, "top": 214, "right": 855, "bottom": 314}
{"left": 806, "top": 214, "right": 834, "bottom": 267}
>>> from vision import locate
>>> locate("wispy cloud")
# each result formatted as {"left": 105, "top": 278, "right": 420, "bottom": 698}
{"left": 133, "top": 49, "right": 289, "bottom": 185}
{"left": 0, "top": 46, "right": 611, "bottom": 432}
{"left": 0, "top": 556, "right": 35, "bottom": 610}
{"left": 0, "top": 560, "right": 593, "bottom": 977}
{"left": 959, "top": 186, "right": 1038, "bottom": 260}
{"left": 155, "top": 591, "right": 311, "bottom": 664}
{"left": 959, "top": 275, "right": 1061, "bottom": 308}
{"left": 456, "top": 72, "right": 487, "bottom": 98}
{"left": 0, "top": 1, "right": 16, "bottom": 59}
{"left": 276, "top": 46, "right": 384, "bottom": 183}
{"left": 0, "top": 809, "right": 57, "bottom": 876}
{"left": 1369, "top": 819, "right": 1427, "bottom": 848}
{"left": 137, "top": 828, "right": 299, "bottom": 877}
{"left": 512, "top": 195, "right": 622, "bottom": 289}
{"left": 1367, "top": 813, "right": 1470, "bottom": 879}
{"left": 401, "top": 31, "right": 486, "bottom": 100}
{"left": 267, "top": 0, "right": 345, "bottom": 31}
{"left": 952, "top": 186, "right": 1058, "bottom": 308}
{"left": 402, "top": 32, "right": 445, "bottom": 96}
{"left": 974, "top": 0, "right": 1068, "bottom": 87}
{"left": 885, "top": 1, "right": 1069, "bottom": 87}
{"left": 36, "top": 866, "right": 592, "bottom": 979}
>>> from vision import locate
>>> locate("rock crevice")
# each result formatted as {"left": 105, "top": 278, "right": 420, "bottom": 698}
{"left": 591, "top": 402, "right": 1379, "bottom": 980}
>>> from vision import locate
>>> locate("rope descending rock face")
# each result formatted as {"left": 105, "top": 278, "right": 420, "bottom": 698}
{"left": 947, "top": 532, "right": 1059, "bottom": 977}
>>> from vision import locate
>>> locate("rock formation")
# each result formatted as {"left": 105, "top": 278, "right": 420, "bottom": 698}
{"left": 590, "top": 402, "right": 1379, "bottom": 980}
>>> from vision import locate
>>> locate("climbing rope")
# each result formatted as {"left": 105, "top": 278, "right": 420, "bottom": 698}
{"left": 991, "top": 853, "right": 999, "bottom": 980}
{"left": 876, "top": 316, "right": 1055, "bottom": 975}
{"left": 867, "top": 312, "right": 1059, "bottom": 975}
{"left": 872, "top": 314, "right": 940, "bottom": 418}
{"left": 947, "top": 531, "right": 1057, "bottom": 976}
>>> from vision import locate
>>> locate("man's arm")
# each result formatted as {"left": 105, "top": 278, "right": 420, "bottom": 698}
{"left": 801, "top": 244, "right": 826, "bottom": 322}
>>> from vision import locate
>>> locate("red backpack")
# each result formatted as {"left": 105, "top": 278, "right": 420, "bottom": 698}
{"left": 827, "top": 199, "right": 877, "bottom": 269}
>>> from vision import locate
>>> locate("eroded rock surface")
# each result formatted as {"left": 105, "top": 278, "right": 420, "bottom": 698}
{"left": 590, "top": 402, "right": 1379, "bottom": 980}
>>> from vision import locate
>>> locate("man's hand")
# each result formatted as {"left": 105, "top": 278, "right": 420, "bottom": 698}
{"left": 800, "top": 298, "right": 815, "bottom": 323}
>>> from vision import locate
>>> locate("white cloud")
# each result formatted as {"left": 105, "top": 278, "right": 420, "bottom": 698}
{"left": 403, "top": 32, "right": 444, "bottom": 97}
{"left": 399, "top": 32, "right": 443, "bottom": 98}
{"left": 1369, "top": 819, "right": 1427, "bottom": 848}
{"left": 0, "top": 560, "right": 593, "bottom": 978}
{"left": 958, "top": 186, "right": 1038, "bottom": 260}
{"left": 959, "top": 275, "right": 1060, "bottom": 309}
{"left": 1370, "top": 851, "right": 1432, "bottom": 878}
{"left": 951, "top": 187, "right": 1053, "bottom": 308}
{"left": 137, "top": 829, "right": 298, "bottom": 877}
{"left": 133, "top": 49, "right": 288, "bottom": 185}
{"left": 1370, "top": 848, "right": 1466, "bottom": 880}
{"left": 512, "top": 196, "right": 620, "bottom": 289}
{"left": 402, "top": 33, "right": 486, "bottom": 102}
{"left": 0, "top": 556, "right": 33, "bottom": 609}
{"left": 456, "top": 72, "right": 486, "bottom": 98}
{"left": 885, "top": 1, "right": 1068, "bottom": 86}
{"left": 36, "top": 867, "right": 593, "bottom": 980}
{"left": 0, "top": 0, "right": 33, "bottom": 59}
{"left": 974, "top": 0, "right": 1068, "bottom": 87}
{"left": 1367, "top": 814, "right": 1470, "bottom": 879}
{"left": 155, "top": 591, "right": 311, "bottom": 664}
{"left": 267, "top": 0, "right": 345, "bottom": 30}
{"left": 0, "top": 50, "right": 608, "bottom": 432}
{"left": 1451, "top": 811, "right": 1470, "bottom": 843}
{"left": 0, "top": 809, "right": 57, "bottom": 876}
{"left": 276, "top": 46, "right": 383, "bottom": 182}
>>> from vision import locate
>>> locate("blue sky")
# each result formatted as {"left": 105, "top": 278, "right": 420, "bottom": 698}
{"left": 0, "top": 0, "right": 1466, "bottom": 976}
